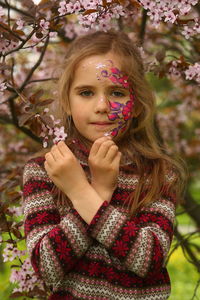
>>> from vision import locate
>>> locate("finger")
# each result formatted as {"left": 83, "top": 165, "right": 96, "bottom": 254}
{"left": 97, "top": 140, "right": 116, "bottom": 159}
{"left": 50, "top": 145, "right": 63, "bottom": 161}
{"left": 110, "top": 151, "right": 122, "bottom": 168}
{"left": 116, "top": 151, "right": 122, "bottom": 164}
{"left": 44, "top": 152, "right": 55, "bottom": 167}
{"left": 57, "top": 141, "right": 74, "bottom": 157}
{"left": 90, "top": 136, "right": 112, "bottom": 156}
{"left": 105, "top": 144, "right": 119, "bottom": 161}
{"left": 44, "top": 160, "right": 51, "bottom": 174}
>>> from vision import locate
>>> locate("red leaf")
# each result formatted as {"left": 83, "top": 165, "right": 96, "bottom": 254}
{"left": 83, "top": 9, "right": 98, "bottom": 15}
{"left": 29, "top": 89, "right": 44, "bottom": 104}
{"left": 10, "top": 292, "right": 26, "bottom": 298}
{"left": 18, "top": 112, "right": 34, "bottom": 127}
{"left": 36, "top": 98, "right": 54, "bottom": 107}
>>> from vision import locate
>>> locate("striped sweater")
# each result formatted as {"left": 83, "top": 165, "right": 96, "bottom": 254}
{"left": 22, "top": 140, "right": 176, "bottom": 300}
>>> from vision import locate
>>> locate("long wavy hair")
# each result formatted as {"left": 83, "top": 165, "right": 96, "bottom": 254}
{"left": 34, "top": 30, "right": 188, "bottom": 215}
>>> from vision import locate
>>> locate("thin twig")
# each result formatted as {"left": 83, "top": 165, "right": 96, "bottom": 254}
{"left": 5, "top": 0, "right": 11, "bottom": 27}
{"left": 2, "top": 28, "right": 36, "bottom": 57}
{"left": 190, "top": 278, "right": 200, "bottom": 300}
{"left": 0, "top": 22, "right": 24, "bottom": 42}
{"left": 20, "top": 35, "right": 50, "bottom": 90}
{"left": 0, "top": 0, "right": 34, "bottom": 18}
{"left": 139, "top": 8, "right": 147, "bottom": 45}
{"left": 26, "top": 77, "right": 58, "bottom": 85}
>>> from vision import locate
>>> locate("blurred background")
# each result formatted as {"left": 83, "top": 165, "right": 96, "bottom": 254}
{"left": 0, "top": 0, "right": 200, "bottom": 299}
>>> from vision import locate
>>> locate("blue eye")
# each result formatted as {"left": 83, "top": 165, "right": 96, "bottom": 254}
{"left": 111, "top": 91, "right": 125, "bottom": 97}
{"left": 79, "top": 90, "right": 93, "bottom": 97}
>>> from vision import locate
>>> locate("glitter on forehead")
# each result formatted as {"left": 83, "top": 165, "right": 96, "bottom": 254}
{"left": 95, "top": 63, "right": 107, "bottom": 69}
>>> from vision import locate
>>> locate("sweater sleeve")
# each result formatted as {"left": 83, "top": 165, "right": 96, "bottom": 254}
{"left": 23, "top": 157, "right": 92, "bottom": 289}
{"left": 87, "top": 174, "right": 176, "bottom": 278}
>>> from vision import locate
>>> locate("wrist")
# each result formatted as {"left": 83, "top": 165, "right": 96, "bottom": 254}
{"left": 91, "top": 182, "right": 114, "bottom": 202}
{"left": 65, "top": 180, "right": 89, "bottom": 200}
{"left": 69, "top": 185, "right": 104, "bottom": 224}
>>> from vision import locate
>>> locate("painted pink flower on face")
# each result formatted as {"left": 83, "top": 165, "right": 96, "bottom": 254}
{"left": 97, "top": 62, "right": 135, "bottom": 137}
{"left": 122, "top": 100, "right": 133, "bottom": 120}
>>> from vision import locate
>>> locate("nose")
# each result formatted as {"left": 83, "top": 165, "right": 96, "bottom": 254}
{"left": 94, "top": 95, "right": 110, "bottom": 114}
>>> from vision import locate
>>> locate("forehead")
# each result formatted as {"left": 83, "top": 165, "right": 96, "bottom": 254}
{"left": 73, "top": 53, "right": 122, "bottom": 82}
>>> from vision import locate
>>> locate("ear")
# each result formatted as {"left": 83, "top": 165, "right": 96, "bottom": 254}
{"left": 65, "top": 103, "right": 71, "bottom": 115}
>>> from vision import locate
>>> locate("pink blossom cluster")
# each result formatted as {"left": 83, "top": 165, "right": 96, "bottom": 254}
{"left": 3, "top": 244, "right": 26, "bottom": 262}
{"left": 168, "top": 60, "right": 182, "bottom": 79}
{"left": 0, "top": 38, "right": 19, "bottom": 55}
{"left": 39, "top": 109, "right": 68, "bottom": 147}
{"left": 168, "top": 60, "right": 200, "bottom": 84}
{"left": 10, "top": 258, "right": 44, "bottom": 293}
{"left": 16, "top": 19, "right": 25, "bottom": 30}
{"left": 0, "top": 81, "right": 7, "bottom": 93}
{"left": 8, "top": 205, "right": 24, "bottom": 217}
{"left": 156, "top": 83, "right": 200, "bottom": 156}
{"left": 58, "top": 0, "right": 128, "bottom": 33}
{"left": 0, "top": 6, "right": 5, "bottom": 18}
{"left": 8, "top": 141, "right": 28, "bottom": 153}
{"left": 185, "top": 62, "right": 200, "bottom": 84}
{"left": 138, "top": 0, "right": 198, "bottom": 27}
{"left": 182, "top": 18, "right": 200, "bottom": 39}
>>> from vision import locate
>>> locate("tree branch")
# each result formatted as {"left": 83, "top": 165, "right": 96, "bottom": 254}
{"left": 174, "top": 226, "right": 200, "bottom": 272}
{"left": 0, "top": 0, "right": 35, "bottom": 18}
{"left": 139, "top": 8, "right": 147, "bottom": 45}
{"left": 0, "top": 115, "right": 42, "bottom": 143}
{"left": 182, "top": 190, "right": 200, "bottom": 227}
{"left": 2, "top": 28, "right": 36, "bottom": 57}
{"left": 1, "top": 36, "right": 50, "bottom": 143}
{"left": 0, "top": 22, "right": 24, "bottom": 42}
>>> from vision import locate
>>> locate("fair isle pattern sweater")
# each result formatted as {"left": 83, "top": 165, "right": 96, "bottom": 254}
{"left": 23, "top": 141, "right": 176, "bottom": 300}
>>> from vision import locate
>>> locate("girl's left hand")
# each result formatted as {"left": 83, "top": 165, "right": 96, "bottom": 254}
{"left": 44, "top": 141, "right": 88, "bottom": 199}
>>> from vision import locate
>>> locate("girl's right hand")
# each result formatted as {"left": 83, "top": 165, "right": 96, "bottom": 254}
{"left": 88, "top": 136, "right": 122, "bottom": 202}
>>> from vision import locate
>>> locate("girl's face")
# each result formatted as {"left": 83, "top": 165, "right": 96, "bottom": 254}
{"left": 68, "top": 52, "right": 135, "bottom": 144}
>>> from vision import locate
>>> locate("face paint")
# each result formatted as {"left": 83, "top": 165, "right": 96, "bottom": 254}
{"left": 96, "top": 60, "right": 135, "bottom": 137}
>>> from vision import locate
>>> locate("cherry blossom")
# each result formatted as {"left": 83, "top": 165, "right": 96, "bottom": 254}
{"left": 3, "top": 244, "right": 26, "bottom": 262}
{"left": 53, "top": 126, "right": 68, "bottom": 144}
{"left": 185, "top": 63, "right": 200, "bottom": 84}
{"left": 16, "top": 19, "right": 25, "bottom": 30}
{"left": 64, "top": 23, "right": 76, "bottom": 39}
{"left": 139, "top": 0, "right": 198, "bottom": 26}
{"left": 11, "top": 258, "right": 44, "bottom": 293}
{"left": 58, "top": 1, "right": 69, "bottom": 16}
{"left": 0, "top": 6, "right": 5, "bottom": 18}
{"left": 8, "top": 206, "right": 24, "bottom": 216}
{"left": 182, "top": 18, "right": 200, "bottom": 39}
{"left": 0, "top": 82, "right": 7, "bottom": 92}
{"left": 40, "top": 19, "right": 50, "bottom": 31}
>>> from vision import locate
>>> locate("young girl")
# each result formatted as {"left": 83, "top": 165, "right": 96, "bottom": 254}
{"left": 22, "top": 30, "right": 187, "bottom": 300}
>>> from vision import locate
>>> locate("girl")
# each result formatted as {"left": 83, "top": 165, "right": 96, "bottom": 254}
{"left": 22, "top": 30, "right": 187, "bottom": 300}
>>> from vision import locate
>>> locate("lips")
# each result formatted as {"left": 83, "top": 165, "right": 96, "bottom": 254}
{"left": 91, "top": 122, "right": 113, "bottom": 125}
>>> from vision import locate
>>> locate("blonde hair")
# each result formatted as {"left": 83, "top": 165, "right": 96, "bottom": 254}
{"left": 34, "top": 30, "right": 188, "bottom": 215}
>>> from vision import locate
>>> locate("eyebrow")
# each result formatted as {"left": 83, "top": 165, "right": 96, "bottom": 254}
{"left": 74, "top": 84, "right": 128, "bottom": 91}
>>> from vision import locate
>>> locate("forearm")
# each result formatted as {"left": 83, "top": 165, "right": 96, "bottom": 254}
{"left": 91, "top": 182, "right": 114, "bottom": 202}
{"left": 67, "top": 184, "right": 104, "bottom": 224}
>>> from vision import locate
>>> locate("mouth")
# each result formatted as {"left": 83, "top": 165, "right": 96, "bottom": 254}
{"left": 90, "top": 122, "right": 114, "bottom": 129}
{"left": 91, "top": 122, "right": 113, "bottom": 125}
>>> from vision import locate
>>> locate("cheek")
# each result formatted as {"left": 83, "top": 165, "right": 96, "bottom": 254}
{"left": 107, "top": 95, "right": 134, "bottom": 122}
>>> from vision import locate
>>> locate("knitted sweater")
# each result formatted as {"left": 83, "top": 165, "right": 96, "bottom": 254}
{"left": 23, "top": 140, "right": 176, "bottom": 300}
